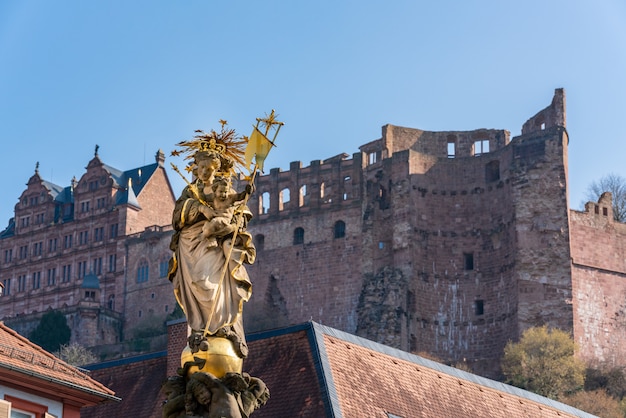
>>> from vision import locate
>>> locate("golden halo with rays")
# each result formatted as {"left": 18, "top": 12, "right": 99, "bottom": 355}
{"left": 171, "top": 120, "right": 248, "bottom": 176}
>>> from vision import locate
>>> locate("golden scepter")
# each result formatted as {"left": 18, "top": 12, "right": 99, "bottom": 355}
{"left": 203, "top": 110, "right": 283, "bottom": 337}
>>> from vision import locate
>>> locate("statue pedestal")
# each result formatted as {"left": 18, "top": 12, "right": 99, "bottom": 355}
{"left": 181, "top": 336, "right": 243, "bottom": 378}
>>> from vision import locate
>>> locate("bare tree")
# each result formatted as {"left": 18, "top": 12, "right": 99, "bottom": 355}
{"left": 583, "top": 173, "right": 626, "bottom": 222}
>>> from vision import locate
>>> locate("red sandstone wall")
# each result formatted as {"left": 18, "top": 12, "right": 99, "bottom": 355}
{"left": 570, "top": 194, "right": 626, "bottom": 368}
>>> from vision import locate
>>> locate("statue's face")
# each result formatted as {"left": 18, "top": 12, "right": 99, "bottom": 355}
{"left": 215, "top": 184, "right": 229, "bottom": 201}
{"left": 196, "top": 157, "right": 220, "bottom": 182}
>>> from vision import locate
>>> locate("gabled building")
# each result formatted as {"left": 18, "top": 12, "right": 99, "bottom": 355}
{"left": 0, "top": 322, "right": 118, "bottom": 417}
{"left": 0, "top": 148, "right": 176, "bottom": 352}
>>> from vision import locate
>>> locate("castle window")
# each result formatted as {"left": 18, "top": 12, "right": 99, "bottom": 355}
{"left": 20, "top": 216, "right": 30, "bottom": 228}
{"left": 594, "top": 205, "right": 599, "bottom": 214}
{"left": 475, "top": 300, "right": 484, "bottom": 315}
{"left": 293, "top": 227, "right": 304, "bottom": 245}
{"left": 334, "top": 220, "right": 346, "bottom": 238}
{"left": 485, "top": 160, "right": 500, "bottom": 182}
{"left": 80, "top": 200, "right": 90, "bottom": 213}
{"left": 109, "top": 254, "right": 117, "bottom": 272}
{"left": 378, "top": 241, "right": 384, "bottom": 249}
{"left": 85, "top": 290, "right": 95, "bottom": 300}
{"left": 2, "top": 279, "right": 10, "bottom": 296}
{"left": 343, "top": 176, "right": 351, "bottom": 200}
{"left": 47, "top": 268, "right": 56, "bottom": 286}
{"left": 367, "top": 151, "right": 380, "bottom": 165}
{"left": 473, "top": 140, "right": 489, "bottom": 157}
{"left": 108, "top": 295, "right": 115, "bottom": 310}
{"left": 32, "top": 272, "right": 41, "bottom": 289}
{"left": 35, "top": 213, "right": 45, "bottom": 224}
{"left": 17, "top": 275, "right": 27, "bottom": 292}
{"left": 137, "top": 260, "right": 149, "bottom": 283}
{"left": 32, "top": 242, "right": 42, "bottom": 256}
{"left": 19, "top": 245, "right": 28, "bottom": 260}
{"left": 89, "top": 180, "right": 98, "bottom": 191}
{"left": 62, "top": 264, "right": 71, "bottom": 282}
{"left": 447, "top": 141, "right": 456, "bottom": 158}
{"left": 94, "top": 227, "right": 104, "bottom": 242}
{"left": 110, "top": 223, "right": 119, "bottom": 239}
{"left": 260, "top": 192, "right": 270, "bottom": 214}
{"left": 93, "top": 257, "right": 103, "bottom": 275}
{"left": 299, "top": 185, "right": 307, "bottom": 207}
{"left": 279, "top": 188, "right": 290, "bottom": 211}
{"left": 603, "top": 207, "right": 608, "bottom": 216}
{"left": 78, "top": 230, "right": 89, "bottom": 245}
{"left": 64, "top": 234, "right": 73, "bottom": 249}
{"left": 97, "top": 197, "right": 106, "bottom": 209}
{"left": 78, "top": 261, "right": 87, "bottom": 278}
{"left": 160, "top": 257, "right": 169, "bottom": 278}
{"left": 255, "top": 234, "right": 265, "bottom": 250}
{"left": 464, "top": 253, "right": 474, "bottom": 270}
{"left": 48, "top": 238, "right": 58, "bottom": 253}
{"left": 4, "top": 249, "right": 12, "bottom": 263}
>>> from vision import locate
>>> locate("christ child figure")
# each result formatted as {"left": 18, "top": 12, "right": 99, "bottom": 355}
{"left": 200, "top": 177, "right": 252, "bottom": 248}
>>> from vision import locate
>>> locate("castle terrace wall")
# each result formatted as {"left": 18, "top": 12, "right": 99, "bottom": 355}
{"left": 570, "top": 194, "right": 626, "bottom": 368}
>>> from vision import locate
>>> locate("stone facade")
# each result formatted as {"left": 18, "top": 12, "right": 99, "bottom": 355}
{"left": 0, "top": 149, "right": 177, "bottom": 352}
{"left": 1, "top": 89, "right": 624, "bottom": 379}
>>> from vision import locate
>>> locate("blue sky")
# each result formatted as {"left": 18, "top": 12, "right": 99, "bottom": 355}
{"left": 1, "top": 1, "right": 625, "bottom": 225}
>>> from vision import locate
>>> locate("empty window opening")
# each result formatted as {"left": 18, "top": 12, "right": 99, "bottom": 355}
{"left": 279, "top": 188, "right": 290, "bottom": 211}
{"left": 378, "top": 241, "right": 384, "bottom": 249}
{"left": 473, "top": 140, "right": 489, "bottom": 156}
{"left": 260, "top": 192, "right": 270, "bottom": 214}
{"left": 475, "top": 300, "right": 484, "bottom": 315}
{"left": 464, "top": 253, "right": 474, "bottom": 270}
{"left": 368, "top": 151, "right": 380, "bottom": 165}
{"left": 343, "top": 176, "right": 351, "bottom": 200}
{"left": 594, "top": 205, "right": 599, "bottom": 214}
{"left": 334, "top": 220, "right": 346, "bottom": 238}
{"left": 540, "top": 122, "right": 546, "bottom": 130}
{"left": 299, "top": 185, "right": 307, "bottom": 207}
{"left": 447, "top": 142, "right": 456, "bottom": 158}
{"left": 485, "top": 160, "right": 500, "bottom": 182}
{"left": 603, "top": 207, "right": 608, "bottom": 216}
{"left": 293, "top": 227, "right": 304, "bottom": 245}
{"left": 255, "top": 234, "right": 265, "bottom": 250}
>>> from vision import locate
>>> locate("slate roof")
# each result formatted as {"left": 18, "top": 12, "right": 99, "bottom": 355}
{"left": 82, "top": 322, "right": 597, "bottom": 418}
{"left": 0, "top": 322, "right": 118, "bottom": 406}
{"left": 105, "top": 161, "right": 160, "bottom": 208}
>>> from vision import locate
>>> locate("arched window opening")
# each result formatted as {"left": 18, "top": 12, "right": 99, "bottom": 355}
{"left": 293, "top": 227, "right": 304, "bottom": 245}
{"left": 260, "top": 192, "right": 270, "bottom": 215}
{"left": 279, "top": 188, "right": 290, "bottom": 211}
{"left": 299, "top": 185, "right": 307, "bottom": 207}
{"left": 334, "top": 220, "right": 346, "bottom": 238}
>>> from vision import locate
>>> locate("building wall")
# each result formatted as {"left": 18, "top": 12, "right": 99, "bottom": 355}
{"left": 0, "top": 150, "right": 176, "bottom": 350}
{"left": 570, "top": 193, "right": 626, "bottom": 368}
{"left": 1, "top": 89, "right": 625, "bottom": 379}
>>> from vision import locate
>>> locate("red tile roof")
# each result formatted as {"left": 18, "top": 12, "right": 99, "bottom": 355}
{"left": 83, "top": 322, "right": 597, "bottom": 418}
{"left": 0, "top": 321, "right": 118, "bottom": 406}
{"left": 245, "top": 322, "right": 596, "bottom": 418}
{"left": 82, "top": 352, "right": 167, "bottom": 418}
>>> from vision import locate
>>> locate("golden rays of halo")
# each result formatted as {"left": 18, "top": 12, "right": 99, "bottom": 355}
{"left": 170, "top": 120, "right": 248, "bottom": 175}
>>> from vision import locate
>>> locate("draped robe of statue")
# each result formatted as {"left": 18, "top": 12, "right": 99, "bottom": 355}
{"left": 169, "top": 180, "right": 255, "bottom": 356}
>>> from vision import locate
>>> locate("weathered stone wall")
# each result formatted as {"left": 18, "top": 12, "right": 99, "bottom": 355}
{"left": 570, "top": 193, "right": 626, "bottom": 367}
